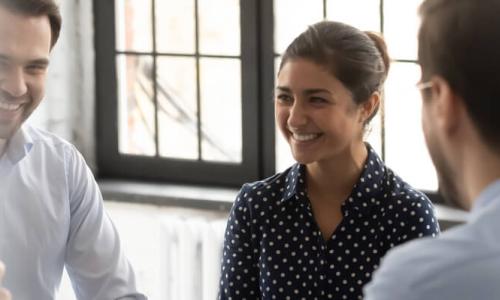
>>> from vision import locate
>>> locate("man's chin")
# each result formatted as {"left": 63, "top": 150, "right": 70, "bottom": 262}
{"left": 0, "top": 124, "right": 19, "bottom": 140}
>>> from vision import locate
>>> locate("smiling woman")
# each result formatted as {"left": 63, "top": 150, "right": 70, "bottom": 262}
{"left": 218, "top": 21, "right": 440, "bottom": 300}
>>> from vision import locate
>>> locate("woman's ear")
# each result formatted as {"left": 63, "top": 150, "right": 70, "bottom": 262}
{"left": 360, "top": 91, "right": 381, "bottom": 123}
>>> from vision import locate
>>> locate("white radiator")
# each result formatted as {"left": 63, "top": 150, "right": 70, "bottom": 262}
{"left": 159, "top": 217, "right": 226, "bottom": 300}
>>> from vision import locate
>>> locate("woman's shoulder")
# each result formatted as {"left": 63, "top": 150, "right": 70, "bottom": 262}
{"left": 382, "top": 167, "right": 431, "bottom": 204}
{"left": 377, "top": 167, "right": 436, "bottom": 218}
{"left": 377, "top": 167, "right": 439, "bottom": 234}
{"left": 236, "top": 164, "right": 302, "bottom": 206}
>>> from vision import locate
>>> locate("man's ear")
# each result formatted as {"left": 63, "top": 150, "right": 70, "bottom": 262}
{"left": 430, "top": 76, "right": 462, "bottom": 135}
{"left": 360, "top": 91, "right": 381, "bottom": 123}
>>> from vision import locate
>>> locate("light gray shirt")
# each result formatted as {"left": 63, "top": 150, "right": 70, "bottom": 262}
{"left": 364, "top": 179, "right": 500, "bottom": 300}
{"left": 0, "top": 125, "right": 146, "bottom": 300}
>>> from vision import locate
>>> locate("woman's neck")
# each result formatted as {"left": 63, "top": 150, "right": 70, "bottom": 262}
{"left": 306, "top": 142, "right": 368, "bottom": 200}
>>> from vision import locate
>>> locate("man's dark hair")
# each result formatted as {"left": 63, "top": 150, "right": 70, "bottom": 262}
{"left": 419, "top": 0, "right": 500, "bottom": 151}
{"left": 0, "top": 0, "right": 61, "bottom": 48}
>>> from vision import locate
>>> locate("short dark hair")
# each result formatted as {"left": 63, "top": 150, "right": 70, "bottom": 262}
{"left": 0, "top": 0, "right": 61, "bottom": 49}
{"left": 419, "top": 0, "right": 500, "bottom": 151}
{"left": 278, "top": 21, "right": 390, "bottom": 124}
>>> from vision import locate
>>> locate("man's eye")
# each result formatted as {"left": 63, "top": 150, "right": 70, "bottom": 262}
{"left": 0, "top": 61, "right": 9, "bottom": 70}
{"left": 26, "top": 65, "right": 47, "bottom": 74}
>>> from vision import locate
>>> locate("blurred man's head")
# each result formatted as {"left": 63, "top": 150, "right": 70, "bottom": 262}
{"left": 0, "top": 0, "right": 61, "bottom": 140}
{"left": 418, "top": 0, "right": 500, "bottom": 209}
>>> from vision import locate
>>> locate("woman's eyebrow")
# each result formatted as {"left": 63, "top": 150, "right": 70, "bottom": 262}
{"left": 275, "top": 86, "right": 291, "bottom": 93}
{"left": 303, "top": 88, "right": 332, "bottom": 96}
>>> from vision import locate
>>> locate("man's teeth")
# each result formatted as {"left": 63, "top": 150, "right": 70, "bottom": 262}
{"left": 293, "top": 133, "right": 320, "bottom": 141}
{"left": 0, "top": 100, "right": 22, "bottom": 111}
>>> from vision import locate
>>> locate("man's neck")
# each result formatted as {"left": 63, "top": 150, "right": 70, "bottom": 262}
{"left": 0, "top": 138, "right": 7, "bottom": 158}
{"left": 462, "top": 136, "right": 500, "bottom": 206}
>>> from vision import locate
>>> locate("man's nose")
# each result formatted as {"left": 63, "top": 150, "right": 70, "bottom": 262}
{"left": 0, "top": 68, "right": 28, "bottom": 98}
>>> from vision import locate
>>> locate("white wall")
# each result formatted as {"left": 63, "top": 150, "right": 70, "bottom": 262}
{"left": 29, "top": 0, "right": 97, "bottom": 169}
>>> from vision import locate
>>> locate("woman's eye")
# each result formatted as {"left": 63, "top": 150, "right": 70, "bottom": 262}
{"left": 277, "top": 94, "right": 292, "bottom": 103}
{"left": 310, "top": 97, "right": 327, "bottom": 104}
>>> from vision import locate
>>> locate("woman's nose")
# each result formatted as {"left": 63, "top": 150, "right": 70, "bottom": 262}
{"left": 287, "top": 101, "right": 308, "bottom": 129}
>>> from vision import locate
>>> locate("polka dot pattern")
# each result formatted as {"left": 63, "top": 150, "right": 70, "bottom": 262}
{"left": 219, "top": 146, "right": 440, "bottom": 299}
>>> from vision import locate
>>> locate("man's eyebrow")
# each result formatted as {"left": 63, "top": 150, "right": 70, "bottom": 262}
{"left": 0, "top": 54, "right": 49, "bottom": 66}
{"left": 28, "top": 58, "right": 50, "bottom": 66}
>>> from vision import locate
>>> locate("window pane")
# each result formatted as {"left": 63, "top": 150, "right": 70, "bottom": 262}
{"left": 384, "top": 62, "right": 437, "bottom": 190}
{"left": 384, "top": 0, "right": 423, "bottom": 60}
{"left": 365, "top": 108, "right": 382, "bottom": 156}
{"left": 115, "top": 0, "right": 153, "bottom": 52}
{"left": 326, "top": 0, "right": 380, "bottom": 31}
{"left": 200, "top": 58, "right": 242, "bottom": 163}
{"left": 156, "top": 0, "right": 195, "bottom": 54}
{"left": 276, "top": 130, "right": 295, "bottom": 172}
{"left": 117, "top": 55, "right": 156, "bottom": 156}
{"left": 274, "top": 57, "right": 295, "bottom": 172}
{"left": 198, "top": 0, "right": 240, "bottom": 56}
{"left": 157, "top": 57, "right": 198, "bottom": 160}
{"left": 274, "top": 0, "right": 324, "bottom": 54}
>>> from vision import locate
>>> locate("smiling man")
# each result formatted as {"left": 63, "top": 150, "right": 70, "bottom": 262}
{"left": 0, "top": 0, "right": 145, "bottom": 299}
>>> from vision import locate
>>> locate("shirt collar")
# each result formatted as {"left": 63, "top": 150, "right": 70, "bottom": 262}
{"left": 282, "top": 163, "right": 308, "bottom": 202}
{"left": 282, "top": 144, "right": 386, "bottom": 215}
{"left": 5, "top": 126, "right": 34, "bottom": 164}
{"left": 343, "top": 144, "right": 386, "bottom": 215}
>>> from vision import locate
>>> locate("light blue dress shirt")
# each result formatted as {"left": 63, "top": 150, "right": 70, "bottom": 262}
{"left": 364, "top": 179, "right": 500, "bottom": 300}
{"left": 0, "top": 125, "right": 146, "bottom": 300}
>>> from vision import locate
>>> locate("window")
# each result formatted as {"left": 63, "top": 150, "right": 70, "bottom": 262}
{"left": 95, "top": 0, "right": 438, "bottom": 193}
{"left": 95, "top": 0, "right": 274, "bottom": 186}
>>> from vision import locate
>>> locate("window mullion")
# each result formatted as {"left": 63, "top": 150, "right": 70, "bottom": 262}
{"left": 194, "top": 0, "right": 202, "bottom": 161}
{"left": 152, "top": 0, "right": 160, "bottom": 157}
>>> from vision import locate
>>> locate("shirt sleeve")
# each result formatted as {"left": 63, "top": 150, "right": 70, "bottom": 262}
{"left": 363, "top": 245, "right": 421, "bottom": 300}
{"left": 219, "top": 186, "right": 260, "bottom": 300}
{"left": 63, "top": 145, "right": 147, "bottom": 300}
{"left": 364, "top": 235, "right": 500, "bottom": 300}
{"left": 394, "top": 194, "right": 440, "bottom": 246}
{"left": 363, "top": 236, "right": 439, "bottom": 300}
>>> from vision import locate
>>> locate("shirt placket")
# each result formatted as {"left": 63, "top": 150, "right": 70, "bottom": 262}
{"left": 302, "top": 198, "right": 330, "bottom": 299}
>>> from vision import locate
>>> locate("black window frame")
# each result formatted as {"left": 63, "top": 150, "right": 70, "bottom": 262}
{"left": 94, "top": 0, "right": 275, "bottom": 187}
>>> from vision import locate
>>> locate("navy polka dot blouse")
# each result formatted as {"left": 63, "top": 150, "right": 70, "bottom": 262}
{"left": 219, "top": 146, "right": 440, "bottom": 300}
